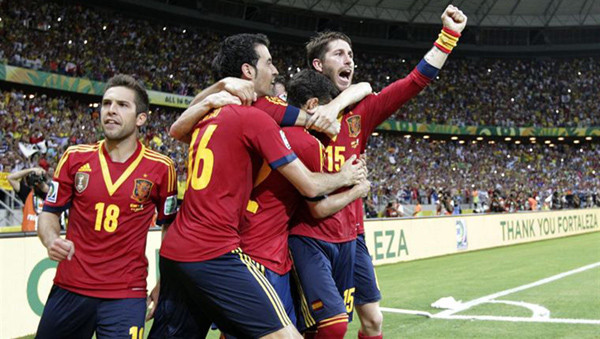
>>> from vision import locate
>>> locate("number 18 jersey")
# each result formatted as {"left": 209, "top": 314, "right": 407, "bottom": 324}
{"left": 43, "top": 141, "right": 177, "bottom": 298}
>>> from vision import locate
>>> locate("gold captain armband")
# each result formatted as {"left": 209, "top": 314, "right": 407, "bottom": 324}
{"left": 434, "top": 27, "right": 461, "bottom": 54}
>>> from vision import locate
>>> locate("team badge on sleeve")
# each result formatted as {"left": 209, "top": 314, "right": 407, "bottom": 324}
{"left": 280, "top": 130, "right": 292, "bottom": 150}
{"left": 46, "top": 181, "right": 59, "bottom": 203}
{"left": 131, "top": 179, "right": 154, "bottom": 203}
{"left": 346, "top": 115, "right": 361, "bottom": 138}
{"left": 74, "top": 173, "right": 89, "bottom": 193}
{"left": 164, "top": 195, "right": 177, "bottom": 215}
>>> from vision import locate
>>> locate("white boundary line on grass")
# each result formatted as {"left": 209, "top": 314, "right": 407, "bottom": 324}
{"left": 381, "top": 261, "right": 600, "bottom": 325}
{"left": 435, "top": 261, "right": 600, "bottom": 317}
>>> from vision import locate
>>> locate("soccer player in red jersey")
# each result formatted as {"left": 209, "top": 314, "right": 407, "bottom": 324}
{"left": 150, "top": 34, "right": 366, "bottom": 339}
{"left": 239, "top": 69, "right": 371, "bottom": 328}
{"left": 293, "top": 5, "right": 468, "bottom": 338}
{"left": 36, "top": 74, "right": 177, "bottom": 338}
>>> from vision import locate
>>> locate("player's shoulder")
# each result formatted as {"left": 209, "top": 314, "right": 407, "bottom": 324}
{"left": 62, "top": 142, "right": 100, "bottom": 160}
{"left": 143, "top": 147, "right": 175, "bottom": 168}
{"left": 255, "top": 96, "right": 288, "bottom": 107}
{"left": 55, "top": 143, "right": 100, "bottom": 175}
{"left": 282, "top": 127, "right": 321, "bottom": 150}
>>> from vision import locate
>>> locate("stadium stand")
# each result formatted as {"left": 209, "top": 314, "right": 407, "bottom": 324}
{"left": 0, "top": 0, "right": 599, "bottom": 127}
{"left": 0, "top": 0, "right": 597, "bottom": 223}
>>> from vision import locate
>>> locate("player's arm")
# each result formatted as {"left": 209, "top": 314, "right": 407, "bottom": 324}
{"left": 190, "top": 77, "right": 256, "bottom": 106}
{"left": 170, "top": 91, "right": 242, "bottom": 143}
{"left": 38, "top": 211, "right": 74, "bottom": 262}
{"left": 302, "top": 82, "right": 373, "bottom": 135}
{"left": 277, "top": 154, "right": 366, "bottom": 198}
{"left": 308, "top": 178, "right": 370, "bottom": 219}
{"left": 424, "top": 5, "right": 467, "bottom": 69}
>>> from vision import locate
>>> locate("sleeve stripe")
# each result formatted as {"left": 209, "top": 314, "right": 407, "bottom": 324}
{"left": 145, "top": 149, "right": 174, "bottom": 163}
{"left": 269, "top": 153, "right": 298, "bottom": 169}
{"left": 416, "top": 59, "right": 440, "bottom": 80}
{"left": 280, "top": 105, "right": 300, "bottom": 127}
{"left": 143, "top": 155, "right": 176, "bottom": 190}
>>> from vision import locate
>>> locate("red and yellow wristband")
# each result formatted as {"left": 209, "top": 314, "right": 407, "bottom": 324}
{"left": 434, "top": 27, "right": 461, "bottom": 54}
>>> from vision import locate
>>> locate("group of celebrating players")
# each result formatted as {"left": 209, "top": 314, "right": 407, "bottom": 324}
{"left": 34, "top": 5, "right": 467, "bottom": 339}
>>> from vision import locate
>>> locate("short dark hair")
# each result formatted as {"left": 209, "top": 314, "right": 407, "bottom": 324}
{"left": 286, "top": 70, "right": 340, "bottom": 108}
{"left": 306, "top": 31, "right": 352, "bottom": 70}
{"left": 212, "top": 33, "right": 270, "bottom": 79}
{"left": 104, "top": 74, "right": 149, "bottom": 114}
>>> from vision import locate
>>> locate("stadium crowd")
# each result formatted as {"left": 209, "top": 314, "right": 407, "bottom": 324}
{"left": 1, "top": 0, "right": 599, "bottom": 127}
{"left": 365, "top": 133, "right": 600, "bottom": 217}
{"left": 2, "top": 88, "right": 598, "bottom": 219}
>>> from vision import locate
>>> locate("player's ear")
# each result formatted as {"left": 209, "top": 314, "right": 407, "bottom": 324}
{"left": 136, "top": 112, "right": 147, "bottom": 127}
{"left": 312, "top": 58, "right": 323, "bottom": 72}
{"left": 305, "top": 97, "right": 319, "bottom": 111}
{"left": 241, "top": 63, "right": 255, "bottom": 80}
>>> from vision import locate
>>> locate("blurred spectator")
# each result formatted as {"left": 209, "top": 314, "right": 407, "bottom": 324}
{"left": 7, "top": 166, "right": 49, "bottom": 231}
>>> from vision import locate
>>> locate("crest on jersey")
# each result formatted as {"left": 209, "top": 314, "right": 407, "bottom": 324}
{"left": 346, "top": 115, "right": 361, "bottom": 138}
{"left": 265, "top": 96, "right": 288, "bottom": 106}
{"left": 74, "top": 173, "right": 89, "bottom": 193}
{"left": 131, "top": 179, "right": 154, "bottom": 203}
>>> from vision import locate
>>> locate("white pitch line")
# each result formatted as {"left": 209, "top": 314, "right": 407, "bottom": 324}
{"left": 380, "top": 307, "right": 432, "bottom": 317}
{"left": 381, "top": 307, "right": 600, "bottom": 325}
{"left": 435, "top": 261, "right": 600, "bottom": 317}
{"left": 434, "top": 314, "right": 600, "bottom": 325}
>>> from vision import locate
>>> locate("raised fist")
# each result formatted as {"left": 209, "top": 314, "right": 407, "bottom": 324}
{"left": 441, "top": 5, "right": 467, "bottom": 34}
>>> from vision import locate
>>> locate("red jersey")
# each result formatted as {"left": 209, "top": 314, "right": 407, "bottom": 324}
{"left": 43, "top": 141, "right": 177, "bottom": 298}
{"left": 240, "top": 127, "right": 323, "bottom": 275}
{"left": 160, "top": 105, "right": 297, "bottom": 262}
{"left": 253, "top": 96, "right": 300, "bottom": 127}
{"left": 291, "top": 68, "right": 432, "bottom": 242}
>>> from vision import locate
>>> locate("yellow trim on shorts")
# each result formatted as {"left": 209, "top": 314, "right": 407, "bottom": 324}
{"left": 289, "top": 251, "right": 316, "bottom": 328}
{"left": 232, "top": 248, "right": 291, "bottom": 327}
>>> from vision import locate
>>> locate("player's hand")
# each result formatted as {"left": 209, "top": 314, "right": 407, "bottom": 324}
{"left": 339, "top": 155, "right": 367, "bottom": 186}
{"left": 306, "top": 102, "right": 341, "bottom": 137}
{"left": 146, "top": 282, "right": 160, "bottom": 321}
{"left": 220, "top": 77, "right": 256, "bottom": 106}
{"left": 354, "top": 179, "right": 371, "bottom": 198}
{"left": 206, "top": 90, "right": 242, "bottom": 109}
{"left": 441, "top": 5, "right": 467, "bottom": 33}
{"left": 47, "top": 237, "right": 74, "bottom": 262}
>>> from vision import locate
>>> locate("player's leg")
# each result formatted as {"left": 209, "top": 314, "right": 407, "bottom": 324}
{"left": 36, "top": 285, "right": 98, "bottom": 339}
{"left": 289, "top": 236, "right": 353, "bottom": 338}
{"left": 354, "top": 234, "right": 382, "bottom": 338}
{"left": 176, "top": 249, "right": 300, "bottom": 338}
{"left": 95, "top": 297, "right": 145, "bottom": 339}
{"left": 218, "top": 265, "right": 298, "bottom": 339}
{"left": 148, "top": 256, "right": 209, "bottom": 339}
{"left": 264, "top": 268, "right": 297, "bottom": 327}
